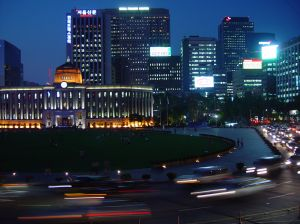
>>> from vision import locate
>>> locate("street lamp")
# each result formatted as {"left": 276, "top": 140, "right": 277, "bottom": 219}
{"left": 214, "top": 114, "right": 219, "bottom": 126}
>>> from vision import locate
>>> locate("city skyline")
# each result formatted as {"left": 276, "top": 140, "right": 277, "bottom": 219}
{"left": 0, "top": 0, "right": 300, "bottom": 84}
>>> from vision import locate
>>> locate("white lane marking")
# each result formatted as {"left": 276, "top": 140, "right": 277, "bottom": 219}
{"left": 178, "top": 206, "right": 211, "bottom": 212}
{"left": 268, "top": 192, "right": 295, "bottom": 200}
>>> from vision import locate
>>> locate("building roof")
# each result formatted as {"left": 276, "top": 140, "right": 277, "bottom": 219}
{"left": 54, "top": 62, "right": 83, "bottom": 84}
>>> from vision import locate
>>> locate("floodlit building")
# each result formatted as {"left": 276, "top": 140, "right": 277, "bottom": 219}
{"left": 0, "top": 63, "right": 153, "bottom": 129}
{"left": 0, "top": 40, "right": 23, "bottom": 87}
{"left": 277, "top": 36, "right": 300, "bottom": 102}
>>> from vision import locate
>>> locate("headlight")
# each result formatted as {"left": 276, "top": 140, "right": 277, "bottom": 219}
{"left": 285, "top": 160, "right": 291, "bottom": 165}
{"left": 246, "top": 167, "right": 256, "bottom": 173}
{"left": 297, "top": 162, "right": 300, "bottom": 166}
{"left": 257, "top": 168, "right": 268, "bottom": 175}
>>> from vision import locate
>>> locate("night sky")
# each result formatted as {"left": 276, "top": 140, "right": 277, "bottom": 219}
{"left": 0, "top": 0, "right": 299, "bottom": 84}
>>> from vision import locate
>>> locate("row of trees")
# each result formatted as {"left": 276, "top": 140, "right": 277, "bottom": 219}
{"left": 153, "top": 93, "right": 300, "bottom": 127}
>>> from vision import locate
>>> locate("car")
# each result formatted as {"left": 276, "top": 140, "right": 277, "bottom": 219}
{"left": 190, "top": 177, "right": 275, "bottom": 199}
{"left": 175, "top": 166, "right": 230, "bottom": 184}
{"left": 252, "top": 155, "right": 286, "bottom": 176}
{"left": 286, "top": 142, "right": 299, "bottom": 153}
{"left": 289, "top": 154, "right": 300, "bottom": 167}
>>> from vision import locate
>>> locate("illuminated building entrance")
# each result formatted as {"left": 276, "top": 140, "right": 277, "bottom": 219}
{"left": 56, "top": 115, "right": 74, "bottom": 127}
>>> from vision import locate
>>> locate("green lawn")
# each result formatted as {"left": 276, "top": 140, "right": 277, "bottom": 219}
{"left": 0, "top": 129, "right": 232, "bottom": 172}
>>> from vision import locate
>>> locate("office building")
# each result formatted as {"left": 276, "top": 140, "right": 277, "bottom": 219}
{"left": 149, "top": 55, "right": 181, "bottom": 94}
{"left": 181, "top": 36, "right": 217, "bottom": 92}
{"left": 233, "top": 63, "right": 266, "bottom": 97}
{"left": 66, "top": 9, "right": 104, "bottom": 85}
{"left": 67, "top": 7, "right": 170, "bottom": 86}
{"left": 0, "top": 40, "right": 23, "bottom": 86}
{"left": 277, "top": 36, "right": 300, "bottom": 102}
{"left": 218, "top": 17, "right": 254, "bottom": 73}
{"left": 0, "top": 62, "right": 153, "bottom": 129}
{"left": 102, "top": 7, "right": 170, "bottom": 85}
{"left": 246, "top": 33, "right": 277, "bottom": 100}
{"left": 213, "top": 71, "right": 227, "bottom": 101}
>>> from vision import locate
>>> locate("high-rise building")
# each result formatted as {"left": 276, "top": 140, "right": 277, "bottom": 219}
{"left": 277, "top": 36, "right": 300, "bottom": 103}
{"left": 102, "top": 7, "right": 170, "bottom": 85}
{"left": 181, "top": 36, "right": 217, "bottom": 92}
{"left": 233, "top": 68, "right": 266, "bottom": 98}
{"left": 66, "top": 9, "right": 104, "bottom": 85}
{"left": 245, "top": 33, "right": 277, "bottom": 100}
{"left": 218, "top": 17, "right": 254, "bottom": 73}
{"left": 149, "top": 55, "right": 181, "bottom": 94}
{"left": 0, "top": 40, "right": 23, "bottom": 86}
{"left": 213, "top": 71, "right": 227, "bottom": 101}
{"left": 246, "top": 33, "right": 276, "bottom": 58}
{"left": 67, "top": 7, "right": 170, "bottom": 86}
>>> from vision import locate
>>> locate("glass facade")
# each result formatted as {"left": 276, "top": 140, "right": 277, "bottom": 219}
{"left": 277, "top": 36, "right": 300, "bottom": 102}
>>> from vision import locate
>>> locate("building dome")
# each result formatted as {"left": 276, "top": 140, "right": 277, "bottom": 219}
{"left": 54, "top": 62, "right": 83, "bottom": 84}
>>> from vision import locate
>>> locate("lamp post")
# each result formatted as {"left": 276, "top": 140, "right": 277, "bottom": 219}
{"left": 214, "top": 114, "right": 219, "bottom": 127}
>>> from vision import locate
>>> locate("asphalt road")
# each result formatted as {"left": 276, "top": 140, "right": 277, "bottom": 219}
{"left": 1, "top": 128, "right": 300, "bottom": 224}
{"left": 1, "top": 169, "right": 300, "bottom": 224}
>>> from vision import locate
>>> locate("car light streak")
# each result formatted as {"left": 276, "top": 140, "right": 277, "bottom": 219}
{"left": 18, "top": 214, "right": 83, "bottom": 220}
{"left": 191, "top": 188, "right": 227, "bottom": 195}
{"left": 85, "top": 210, "right": 151, "bottom": 217}
{"left": 64, "top": 193, "right": 107, "bottom": 197}
{"left": 64, "top": 196, "right": 105, "bottom": 200}
{"left": 48, "top": 185, "right": 72, "bottom": 189}
{"left": 176, "top": 179, "right": 198, "bottom": 184}
{"left": 196, "top": 190, "right": 236, "bottom": 198}
{"left": 257, "top": 170, "right": 268, "bottom": 175}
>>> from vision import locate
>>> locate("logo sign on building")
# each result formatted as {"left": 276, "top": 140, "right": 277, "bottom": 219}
{"left": 261, "top": 45, "right": 278, "bottom": 60}
{"left": 76, "top": 9, "right": 97, "bottom": 17}
{"left": 194, "top": 76, "right": 214, "bottom": 88}
{"left": 150, "top": 47, "right": 171, "bottom": 57}
{"left": 66, "top": 15, "right": 72, "bottom": 44}
{"left": 258, "top": 41, "right": 271, "bottom": 45}
{"left": 243, "top": 59, "right": 262, "bottom": 69}
{"left": 119, "top": 7, "right": 150, "bottom": 11}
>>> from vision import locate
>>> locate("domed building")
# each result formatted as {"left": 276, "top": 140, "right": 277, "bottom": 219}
{"left": 0, "top": 62, "right": 153, "bottom": 129}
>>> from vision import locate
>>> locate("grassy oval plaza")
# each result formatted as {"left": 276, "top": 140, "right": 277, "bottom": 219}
{"left": 0, "top": 129, "right": 233, "bottom": 172}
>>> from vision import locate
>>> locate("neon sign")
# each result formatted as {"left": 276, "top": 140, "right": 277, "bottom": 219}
{"left": 76, "top": 9, "right": 97, "bottom": 17}
{"left": 66, "top": 15, "right": 71, "bottom": 44}
{"left": 243, "top": 59, "right": 262, "bottom": 69}
{"left": 119, "top": 7, "right": 150, "bottom": 11}
{"left": 225, "top": 16, "right": 231, "bottom": 22}
{"left": 150, "top": 47, "right": 171, "bottom": 57}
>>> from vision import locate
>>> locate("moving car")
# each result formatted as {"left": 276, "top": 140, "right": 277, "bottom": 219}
{"left": 175, "top": 166, "right": 230, "bottom": 184}
{"left": 191, "top": 177, "right": 275, "bottom": 199}
{"left": 252, "top": 155, "right": 286, "bottom": 176}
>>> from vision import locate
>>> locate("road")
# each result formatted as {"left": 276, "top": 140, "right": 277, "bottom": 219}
{"left": 1, "top": 128, "right": 300, "bottom": 224}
